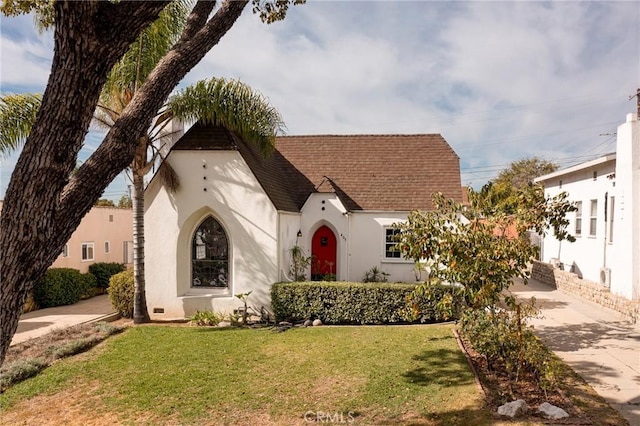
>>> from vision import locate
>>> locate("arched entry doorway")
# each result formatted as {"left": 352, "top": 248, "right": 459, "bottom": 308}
{"left": 311, "top": 225, "right": 337, "bottom": 280}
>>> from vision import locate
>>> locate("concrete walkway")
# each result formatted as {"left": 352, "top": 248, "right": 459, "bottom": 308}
{"left": 510, "top": 278, "right": 640, "bottom": 426}
{"left": 11, "top": 295, "right": 116, "bottom": 346}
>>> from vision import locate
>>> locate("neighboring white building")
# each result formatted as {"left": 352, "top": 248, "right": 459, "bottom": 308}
{"left": 535, "top": 112, "right": 639, "bottom": 301}
{"left": 145, "top": 124, "right": 463, "bottom": 320}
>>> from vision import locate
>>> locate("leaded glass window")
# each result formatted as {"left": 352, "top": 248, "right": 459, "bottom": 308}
{"left": 192, "top": 216, "right": 229, "bottom": 288}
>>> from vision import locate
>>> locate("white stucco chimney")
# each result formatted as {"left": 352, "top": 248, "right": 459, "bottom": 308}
{"left": 158, "top": 119, "right": 185, "bottom": 158}
{"left": 611, "top": 111, "right": 640, "bottom": 300}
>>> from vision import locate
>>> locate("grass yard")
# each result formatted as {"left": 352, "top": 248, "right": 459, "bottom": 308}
{"left": 0, "top": 324, "right": 500, "bottom": 425}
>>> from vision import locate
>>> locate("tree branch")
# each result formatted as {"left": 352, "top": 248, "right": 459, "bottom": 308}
{"left": 178, "top": 0, "right": 217, "bottom": 43}
{"left": 60, "top": 0, "right": 248, "bottom": 214}
{"left": 3, "top": 1, "right": 169, "bottom": 245}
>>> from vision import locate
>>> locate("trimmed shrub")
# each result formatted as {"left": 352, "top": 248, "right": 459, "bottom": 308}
{"left": 81, "top": 272, "right": 99, "bottom": 298}
{"left": 271, "top": 281, "right": 462, "bottom": 324}
{"left": 34, "top": 268, "right": 91, "bottom": 308}
{"left": 108, "top": 270, "right": 134, "bottom": 318}
{"left": 88, "top": 262, "right": 126, "bottom": 290}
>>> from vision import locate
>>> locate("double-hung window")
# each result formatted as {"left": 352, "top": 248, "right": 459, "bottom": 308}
{"left": 574, "top": 201, "right": 582, "bottom": 236}
{"left": 384, "top": 228, "right": 401, "bottom": 259}
{"left": 589, "top": 199, "right": 597, "bottom": 237}
{"left": 81, "top": 242, "right": 95, "bottom": 261}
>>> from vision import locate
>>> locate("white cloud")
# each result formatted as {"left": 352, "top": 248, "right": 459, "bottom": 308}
{"left": 1, "top": 1, "right": 638, "bottom": 196}
{"left": 0, "top": 14, "right": 53, "bottom": 93}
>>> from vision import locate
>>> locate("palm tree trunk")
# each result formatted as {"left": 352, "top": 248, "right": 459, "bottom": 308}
{"left": 132, "top": 171, "right": 150, "bottom": 323}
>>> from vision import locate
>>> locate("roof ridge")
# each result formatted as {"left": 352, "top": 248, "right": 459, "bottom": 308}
{"left": 277, "top": 133, "right": 443, "bottom": 138}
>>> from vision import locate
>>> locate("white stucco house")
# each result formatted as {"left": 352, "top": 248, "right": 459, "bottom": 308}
{"left": 144, "top": 123, "right": 463, "bottom": 319}
{"left": 534, "top": 112, "right": 639, "bottom": 301}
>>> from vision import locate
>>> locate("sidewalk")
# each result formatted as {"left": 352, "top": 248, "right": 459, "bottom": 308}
{"left": 11, "top": 295, "right": 117, "bottom": 346}
{"left": 510, "top": 278, "right": 640, "bottom": 426}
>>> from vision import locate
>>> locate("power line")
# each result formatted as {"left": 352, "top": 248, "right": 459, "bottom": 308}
{"left": 460, "top": 153, "right": 613, "bottom": 173}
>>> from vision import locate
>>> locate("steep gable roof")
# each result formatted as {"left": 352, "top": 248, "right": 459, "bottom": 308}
{"left": 169, "top": 124, "right": 462, "bottom": 212}
{"left": 171, "top": 123, "right": 301, "bottom": 212}
{"left": 275, "top": 134, "right": 462, "bottom": 211}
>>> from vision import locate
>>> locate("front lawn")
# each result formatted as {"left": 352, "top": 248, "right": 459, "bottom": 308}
{"left": 0, "top": 324, "right": 494, "bottom": 425}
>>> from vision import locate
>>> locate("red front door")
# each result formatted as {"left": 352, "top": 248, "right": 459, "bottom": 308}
{"left": 311, "top": 225, "right": 337, "bottom": 280}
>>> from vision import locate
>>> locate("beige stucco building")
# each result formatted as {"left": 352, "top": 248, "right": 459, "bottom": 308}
{"left": 50, "top": 206, "right": 133, "bottom": 273}
{"left": 1, "top": 201, "right": 133, "bottom": 273}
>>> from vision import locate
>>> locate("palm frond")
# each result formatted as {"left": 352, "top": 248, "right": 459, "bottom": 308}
{"left": 101, "top": 0, "right": 192, "bottom": 105}
{"left": 167, "top": 78, "right": 285, "bottom": 156}
{"left": 157, "top": 160, "right": 180, "bottom": 192}
{"left": 0, "top": 93, "right": 42, "bottom": 156}
{"left": 149, "top": 109, "right": 174, "bottom": 142}
{"left": 91, "top": 104, "right": 121, "bottom": 132}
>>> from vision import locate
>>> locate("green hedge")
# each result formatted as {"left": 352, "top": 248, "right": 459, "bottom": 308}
{"left": 271, "top": 281, "right": 462, "bottom": 324}
{"left": 34, "top": 268, "right": 92, "bottom": 308}
{"left": 108, "top": 270, "right": 134, "bottom": 318}
{"left": 88, "top": 262, "right": 126, "bottom": 290}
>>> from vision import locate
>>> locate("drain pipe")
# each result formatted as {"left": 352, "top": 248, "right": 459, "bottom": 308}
{"left": 603, "top": 192, "right": 608, "bottom": 268}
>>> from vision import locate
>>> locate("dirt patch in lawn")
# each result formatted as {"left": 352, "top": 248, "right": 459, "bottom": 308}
{"left": 0, "top": 381, "right": 120, "bottom": 426}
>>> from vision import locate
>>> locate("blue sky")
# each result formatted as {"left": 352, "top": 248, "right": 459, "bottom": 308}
{"left": 1, "top": 1, "right": 639, "bottom": 200}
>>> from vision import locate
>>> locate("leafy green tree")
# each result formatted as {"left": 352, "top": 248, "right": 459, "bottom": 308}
{"left": 94, "top": 199, "right": 115, "bottom": 207}
{"left": 0, "top": 0, "right": 302, "bottom": 367}
{"left": 467, "top": 157, "right": 557, "bottom": 218}
{"left": 118, "top": 195, "right": 133, "bottom": 209}
{"left": 494, "top": 157, "right": 557, "bottom": 190}
{"left": 394, "top": 160, "right": 575, "bottom": 392}
{"left": 393, "top": 191, "right": 575, "bottom": 312}
{"left": 394, "top": 195, "right": 534, "bottom": 310}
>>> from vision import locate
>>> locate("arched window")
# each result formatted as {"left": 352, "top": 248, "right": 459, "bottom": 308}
{"left": 191, "top": 216, "right": 229, "bottom": 288}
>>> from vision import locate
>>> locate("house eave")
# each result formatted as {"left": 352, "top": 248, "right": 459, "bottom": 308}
{"left": 534, "top": 153, "right": 617, "bottom": 183}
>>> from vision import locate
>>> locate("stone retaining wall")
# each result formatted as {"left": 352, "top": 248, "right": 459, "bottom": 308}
{"left": 531, "top": 261, "right": 639, "bottom": 324}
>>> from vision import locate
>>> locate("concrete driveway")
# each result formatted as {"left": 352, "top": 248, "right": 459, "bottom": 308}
{"left": 11, "top": 294, "right": 116, "bottom": 346}
{"left": 510, "top": 278, "right": 640, "bottom": 425}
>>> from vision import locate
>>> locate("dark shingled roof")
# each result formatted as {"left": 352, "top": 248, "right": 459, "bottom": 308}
{"left": 170, "top": 123, "right": 462, "bottom": 212}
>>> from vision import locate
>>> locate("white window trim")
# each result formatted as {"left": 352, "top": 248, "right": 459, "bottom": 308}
{"left": 61, "top": 244, "right": 69, "bottom": 258}
{"left": 589, "top": 199, "right": 597, "bottom": 237}
{"left": 81, "top": 242, "right": 95, "bottom": 262}
{"left": 382, "top": 227, "right": 411, "bottom": 264}
{"left": 574, "top": 201, "right": 582, "bottom": 237}
{"left": 104, "top": 241, "right": 110, "bottom": 253}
